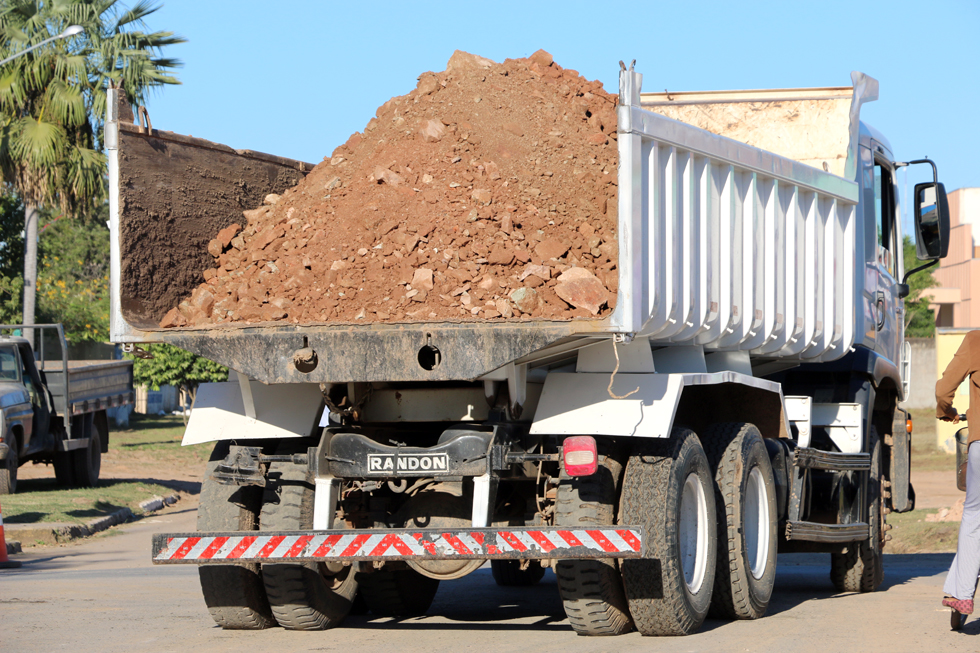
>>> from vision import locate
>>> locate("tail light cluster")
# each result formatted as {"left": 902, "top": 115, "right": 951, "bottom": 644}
{"left": 562, "top": 436, "right": 598, "bottom": 476}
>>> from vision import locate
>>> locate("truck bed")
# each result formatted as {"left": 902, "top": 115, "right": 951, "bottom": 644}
{"left": 108, "top": 68, "right": 873, "bottom": 384}
{"left": 40, "top": 359, "right": 135, "bottom": 417}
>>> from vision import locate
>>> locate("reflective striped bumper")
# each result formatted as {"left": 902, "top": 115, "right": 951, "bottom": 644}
{"left": 151, "top": 527, "right": 644, "bottom": 564}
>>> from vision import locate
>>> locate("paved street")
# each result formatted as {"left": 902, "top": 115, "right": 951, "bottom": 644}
{"left": 1, "top": 496, "right": 978, "bottom": 653}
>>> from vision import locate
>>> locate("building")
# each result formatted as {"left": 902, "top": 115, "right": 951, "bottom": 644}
{"left": 929, "top": 188, "right": 980, "bottom": 326}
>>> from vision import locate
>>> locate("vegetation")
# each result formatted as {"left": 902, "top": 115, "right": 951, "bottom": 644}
{"left": 127, "top": 343, "right": 228, "bottom": 418}
{"left": 903, "top": 235, "right": 939, "bottom": 338}
{"left": 0, "top": 1, "right": 184, "bottom": 329}
{"left": 3, "top": 477, "right": 174, "bottom": 524}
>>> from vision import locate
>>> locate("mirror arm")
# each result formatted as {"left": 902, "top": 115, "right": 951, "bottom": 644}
{"left": 899, "top": 259, "right": 939, "bottom": 299}
{"left": 895, "top": 158, "right": 939, "bottom": 183}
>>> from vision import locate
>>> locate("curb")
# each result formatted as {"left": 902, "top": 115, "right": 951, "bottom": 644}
{"left": 5, "top": 493, "right": 180, "bottom": 550}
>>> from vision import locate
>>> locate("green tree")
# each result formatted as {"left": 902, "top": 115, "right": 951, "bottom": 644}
{"left": 903, "top": 235, "right": 939, "bottom": 338}
{"left": 0, "top": 194, "right": 24, "bottom": 324}
{"left": 127, "top": 343, "right": 228, "bottom": 422}
{"left": 0, "top": 1, "right": 184, "bottom": 335}
{"left": 36, "top": 205, "right": 109, "bottom": 341}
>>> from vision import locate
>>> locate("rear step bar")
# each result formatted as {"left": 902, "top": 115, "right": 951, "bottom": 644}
{"left": 152, "top": 526, "right": 644, "bottom": 564}
{"left": 785, "top": 521, "right": 870, "bottom": 543}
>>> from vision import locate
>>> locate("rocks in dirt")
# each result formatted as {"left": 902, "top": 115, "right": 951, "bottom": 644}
{"left": 554, "top": 267, "right": 609, "bottom": 315}
{"left": 926, "top": 498, "right": 965, "bottom": 522}
{"left": 162, "top": 48, "right": 620, "bottom": 328}
{"left": 510, "top": 287, "right": 540, "bottom": 314}
{"left": 419, "top": 119, "right": 447, "bottom": 143}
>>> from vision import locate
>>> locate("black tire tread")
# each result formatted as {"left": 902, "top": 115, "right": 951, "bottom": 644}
{"left": 261, "top": 447, "right": 357, "bottom": 630}
{"left": 491, "top": 560, "right": 546, "bottom": 587}
{"left": 555, "top": 447, "right": 633, "bottom": 636}
{"left": 0, "top": 441, "right": 16, "bottom": 494}
{"left": 197, "top": 442, "right": 275, "bottom": 630}
{"left": 71, "top": 428, "right": 100, "bottom": 487}
{"left": 701, "top": 422, "right": 777, "bottom": 620}
{"left": 621, "top": 430, "right": 717, "bottom": 636}
{"left": 830, "top": 427, "right": 884, "bottom": 593}
{"left": 357, "top": 567, "right": 439, "bottom": 617}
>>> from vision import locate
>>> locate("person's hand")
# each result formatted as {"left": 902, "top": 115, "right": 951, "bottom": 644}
{"left": 940, "top": 407, "right": 961, "bottom": 423}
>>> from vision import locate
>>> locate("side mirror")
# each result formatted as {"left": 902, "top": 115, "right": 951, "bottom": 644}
{"left": 913, "top": 181, "right": 949, "bottom": 260}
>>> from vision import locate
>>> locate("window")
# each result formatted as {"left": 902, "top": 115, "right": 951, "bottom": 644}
{"left": 874, "top": 161, "right": 897, "bottom": 277}
{"left": 0, "top": 348, "right": 18, "bottom": 382}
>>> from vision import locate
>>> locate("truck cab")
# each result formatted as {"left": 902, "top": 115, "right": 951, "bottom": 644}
{"left": 0, "top": 336, "right": 54, "bottom": 494}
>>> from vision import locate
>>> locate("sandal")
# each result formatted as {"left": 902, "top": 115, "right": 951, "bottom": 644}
{"left": 943, "top": 597, "right": 973, "bottom": 630}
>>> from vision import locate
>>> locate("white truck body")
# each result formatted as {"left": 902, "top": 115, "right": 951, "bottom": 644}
{"left": 115, "top": 63, "right": 947, "bottom": 636}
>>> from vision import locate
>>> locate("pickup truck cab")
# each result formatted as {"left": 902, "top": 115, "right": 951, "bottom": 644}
{"left": 0, "top": 325, "right": 135, "bottom": 494}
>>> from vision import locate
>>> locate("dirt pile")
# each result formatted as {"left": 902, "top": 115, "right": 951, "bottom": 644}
{"left": 160, "top": 49, "right": 620, "bottom": 328}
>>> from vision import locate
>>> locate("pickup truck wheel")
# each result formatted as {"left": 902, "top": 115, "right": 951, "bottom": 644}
{"left": 357, "top": 566, "right": 440, "bottom": 616}
{"left": 261, "top": 445, "right": 358, "bottom": 630}
{"left": 0, "top": 441, "right": 17, "bottom": 494}
{"left": 831, "top": 426, "right": 884, "bottom": 593}
{"left": 197, "top": 441, "right": 275, "bottom": 630}
{"left": 621, "top": 428, "right": 717, "bottom": 636}
{"left": 491, "top": 560, "right": 546, "bottom": 586}
{"left": 555, "top": 442, "right": 633, "bottom": 636}
{"left": 702, "top": 423, "right": 777, "bottom": 620}
{"left": 71, "top": 429, "right": 101, "bottom": 487}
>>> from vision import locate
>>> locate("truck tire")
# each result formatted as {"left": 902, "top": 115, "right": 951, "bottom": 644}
{"left": 491, "top": 560, "right": 546, "bottom": 587}
{"left": 357, "top": 566, "right": 439, "bottom": 616}
{"left": 0, "top": 441, "right": 17, "bottom": 494}
{"left": 197, "top": 441, "right": 275, "bottom": 630}
{"left": 555, "top": 443, "right": 633, "bottom": 636}
{"left": 831, "top": 426, "right": 884, "bottom": 593}
{"left": 702, "top": 423, "right": 778, "bottom": 620}
{"left": 261, "top": 446, "right": 358, "bottom": 630}
{"left": 621, "top": 428, "right": 717, "bottom": 636}
{"left": 71, "top": 428, "right": 101, "bottom": 487}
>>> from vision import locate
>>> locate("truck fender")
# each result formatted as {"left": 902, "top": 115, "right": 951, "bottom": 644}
{"left": 530, "top": 371, "right": 788, "bottom": 441}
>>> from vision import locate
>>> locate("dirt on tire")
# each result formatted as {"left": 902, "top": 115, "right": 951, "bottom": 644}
{"left": 159, "top": 49, "right": 620, "bottom": 329}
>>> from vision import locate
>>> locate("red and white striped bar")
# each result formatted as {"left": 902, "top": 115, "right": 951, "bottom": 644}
{"left": 152, "top": 526, "right": 644, "bottom": 564}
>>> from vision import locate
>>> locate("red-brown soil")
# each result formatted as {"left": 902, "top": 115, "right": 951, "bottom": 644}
{"left": 161, "top": 49, "right": 620, "bottom": 328}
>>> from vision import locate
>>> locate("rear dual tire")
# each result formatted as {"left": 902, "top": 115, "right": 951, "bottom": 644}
{"left": 702, "top": 423, "right": 778, "bottom": 620}
{"left": 197, "top": 442, "right": 275, "bottom": 630}
{"left": 621, "top": 429, "right": 718, "bottom": 636}
{"left": 260, "top": 443, "right": 359, "bottom": 630}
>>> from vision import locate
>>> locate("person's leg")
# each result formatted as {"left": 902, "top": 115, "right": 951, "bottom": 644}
{"left": 944, "top": 440, "right": 980, "bottom": 602}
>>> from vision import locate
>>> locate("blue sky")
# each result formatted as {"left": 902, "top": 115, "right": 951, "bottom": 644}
{"left": 141, "top": 0, "right": 978, "bottom": 232}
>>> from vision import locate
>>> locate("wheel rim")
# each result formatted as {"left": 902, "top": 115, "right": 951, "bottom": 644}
{"left": 679, "top": 471, "right": 708, "bottom": 593}
{"left": 744, "top": 466, "right": 770, "bottom": 580}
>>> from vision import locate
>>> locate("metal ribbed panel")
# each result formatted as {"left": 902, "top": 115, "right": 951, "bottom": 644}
{"left": 614, "top": 69, "right": 860, "bottom": 362}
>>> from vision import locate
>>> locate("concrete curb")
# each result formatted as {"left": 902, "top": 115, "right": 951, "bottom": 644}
{"left": 5, "top": 492, "right": 181, "bottom": 551}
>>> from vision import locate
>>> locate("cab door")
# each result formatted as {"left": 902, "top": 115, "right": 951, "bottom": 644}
{"left": 871, "top": 142, "right": 902, "bottom": 364}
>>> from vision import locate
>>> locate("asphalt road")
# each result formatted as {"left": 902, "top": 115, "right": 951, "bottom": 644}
{"left": 2, "top": 499, "right": 978, "bottom": 653}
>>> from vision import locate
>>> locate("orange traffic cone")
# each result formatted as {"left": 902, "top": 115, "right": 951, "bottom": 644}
{"left": 0, "top": 498, "right": 22, "bottom": 569}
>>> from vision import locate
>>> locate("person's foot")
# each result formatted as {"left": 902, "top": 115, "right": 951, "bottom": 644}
{"left": 942, "top": 597, "right": 974, "bottom": 615}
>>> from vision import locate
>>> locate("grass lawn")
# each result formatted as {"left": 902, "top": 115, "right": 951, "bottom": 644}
{"left": 885, "top": 407, "right": 961, "bottom": 553}
{"left": 887, "top": 508, "right": 959, "bottom": 554}
{"left": 908, "top": 407, "right": 955, "bottom": 472}
{"left": 4, "top": 413, "right": 210, "bottom": 526}
{"left": 3, "top": 478, "right": 175, "bottom": 524}
{"left": 108, "top": 413, "right": 212, "bottom": 469}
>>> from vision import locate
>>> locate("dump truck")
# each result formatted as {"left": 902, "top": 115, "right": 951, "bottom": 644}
{"left": 109, "top": 63, "right": 950, "bottom": 636}
{"left": 0, "top": 324, "right": 135, "bottom": 494}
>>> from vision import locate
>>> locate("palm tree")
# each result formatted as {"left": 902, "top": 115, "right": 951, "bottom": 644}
{"left": 0, "top": 0, "right": 184, "bottom": 340}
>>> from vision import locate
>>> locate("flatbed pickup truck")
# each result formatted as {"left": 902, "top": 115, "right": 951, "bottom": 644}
{"left": 0, "top": 324, "right": 134, "bottom": 494}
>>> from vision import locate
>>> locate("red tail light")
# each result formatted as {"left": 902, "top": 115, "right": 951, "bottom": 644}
{"left": 563, "top": 436, "right": 598, "bottom": 476}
